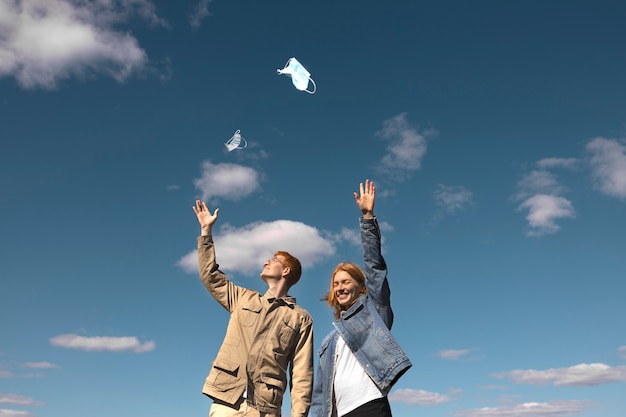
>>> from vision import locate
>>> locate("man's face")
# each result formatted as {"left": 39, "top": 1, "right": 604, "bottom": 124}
{"left": 333, "top": 270, "right": 364, "bottom": 308}
{"left": 261, "top": 255, "right": 286, "bottom": 282}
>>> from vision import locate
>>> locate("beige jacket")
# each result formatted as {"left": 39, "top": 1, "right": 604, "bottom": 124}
{"left": 198, "top": 236, "right": 314, "bottom": 417}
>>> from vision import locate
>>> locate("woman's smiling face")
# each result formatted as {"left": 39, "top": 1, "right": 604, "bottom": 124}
{"left": 333, "top": 270, "right": 365, "bottom": 308}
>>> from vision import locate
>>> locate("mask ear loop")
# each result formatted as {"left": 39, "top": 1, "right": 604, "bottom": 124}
{"left": 276, "top": 58, "right": 293, "bottom": 75}
{"left": 304, "top": 77, "right": 316, "bottom": 94}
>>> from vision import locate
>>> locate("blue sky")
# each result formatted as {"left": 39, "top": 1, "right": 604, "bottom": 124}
{"left": 1, "top": 1, "right": 626, "bottom": 416}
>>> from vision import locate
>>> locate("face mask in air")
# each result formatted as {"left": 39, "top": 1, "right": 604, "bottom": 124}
{"left": 224, "top": 129, "right": 247, "bottom": 152}
{"left": 277, "top": 57, "right": 316, "bottom": 94}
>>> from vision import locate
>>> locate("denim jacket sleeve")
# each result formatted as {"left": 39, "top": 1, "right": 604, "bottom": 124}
{"left": 360, "top": 216, "right": 394, "bottom": 329}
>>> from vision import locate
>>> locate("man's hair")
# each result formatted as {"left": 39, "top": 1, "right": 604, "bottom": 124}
{"left": 275, "top": 251, "right": 302, "bottom": 287}
{"left": 322, "top": 262, "right": 367, "bottom": 319}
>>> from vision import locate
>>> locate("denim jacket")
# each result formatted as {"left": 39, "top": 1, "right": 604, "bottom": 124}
{"left": 309, "top": 217, "right": 412, "bottom": 417}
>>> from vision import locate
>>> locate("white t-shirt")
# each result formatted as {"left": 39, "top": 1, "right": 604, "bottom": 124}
{"left": 333, "top": 336, "right": 384, "bottom": 416}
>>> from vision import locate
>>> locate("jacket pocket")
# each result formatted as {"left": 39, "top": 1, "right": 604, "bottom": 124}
{"left": 237, "top": 303, "right": 262, "bottom": 327}
{"left": 318, "top": 332, "right": 333, "bottom": 357}
{"left": 260, "top": 374, "right": 286, "bottom": 405}
{"left": 278, "top": 315, "right": 298, "bottom": 347}
{"left": 209, "top": 359, "right": 240, "bottom": 391}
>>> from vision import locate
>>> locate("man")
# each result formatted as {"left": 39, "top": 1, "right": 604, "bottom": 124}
{"left": 193, "top": 200, "right": 314, "bottom": 417}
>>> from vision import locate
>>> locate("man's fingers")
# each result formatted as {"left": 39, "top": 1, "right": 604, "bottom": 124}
{"left": 193, "top": 200, "right": 213, "bottom": 215}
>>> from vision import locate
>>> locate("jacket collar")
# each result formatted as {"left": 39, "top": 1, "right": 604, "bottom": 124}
{"left": 340, "top": 294, "right": 366, "bottom": 319}
{"left": 264, "top": 289, "right": 296, "bottom": 307}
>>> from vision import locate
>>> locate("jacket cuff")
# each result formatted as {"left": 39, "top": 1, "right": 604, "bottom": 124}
{"left": 359, "top": 216, "right": 378, "bottom": 227}
{"left": 198, "top": 235, "right": 213, "bottom": 244}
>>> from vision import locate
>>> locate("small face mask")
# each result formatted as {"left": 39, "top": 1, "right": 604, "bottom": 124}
{"left": 224, "top": 129, "right": 247, "bottom": 152}
{"left": 277, "top": 57, "right": 316, "bottom": 94}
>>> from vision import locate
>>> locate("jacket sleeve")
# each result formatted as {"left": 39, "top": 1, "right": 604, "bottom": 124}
{"left": 309, "top": 359, "right": 324, "bottom": 417}
{"left": 360, "top": 217, "right": 394, "bottom": 328}
{"left": 289, "top": 314, "right": 314, "bottom": 417}
{"left": 309, "top": 333, "right": 332, "bottom": 417}
{"left": 197, "top": 235, "right": 245, "bottom": 312}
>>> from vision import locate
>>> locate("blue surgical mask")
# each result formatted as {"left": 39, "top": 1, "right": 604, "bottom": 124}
{"left": 277, "top": 57, "right": 316, "bottom": 94}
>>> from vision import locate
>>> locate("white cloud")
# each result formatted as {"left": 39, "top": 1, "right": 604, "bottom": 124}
{"left": 0, "top": 372, "right": 13, "bottom": 379}
{"left": 456, "top": 400, "right": 593, "bottom": 417}
{"left": 434, "top": 184, "right": 474, "bottom": 214}
{"left": 514, "top": 161, "right": 576, "bottom": 237}
{"left": 515, "top": 170, "right": 563, "bottom": 200}
{"left": 493, "top": 363, "right": 626, "bottom": 386}
{"left": 189, "top": 0, "right": 213, "bottom": 29}
{"left": 325, "top": 221, "right": 393, "bottom": 253}
{"left": 388, "top": 388, "right": 451, "bottom": 405}
{"left": 437, "top": 349, "right": 470, "bottom": 360}
{"left": 517, "top": 194, "right": 575, "bottom": 236}
{"left": 536, "top": 158, "right": 579, "bottom": 170}
{"left": 378, "top": 220, "right": 394, "bottom": 233}
{"left": 0, "top": 410, "right": 36, "bottom": 417}
{"left": 619, "top": 346, "right": 626, "bottom": 359}
{"left": 193, "top": 161, "right": 262, "bottom": 204}
{"left": 586, "top": 137, "right": 626, "bottom": 201}
{"left": 178, "top": 220, "right": 336, "bottom": 275}
{"left": 0, "top": 394, "right": 41, "bottom": 406}
{"left": 334, "top": 227, "right": 360, "bottom": 246}
{"left": 375, "top": 113, "right": 435, "bottom": 181}
{"left": 49, "top": 334, "right": 155, "bottom": 353}
{"left": 22, "top": 362, "right": 59, "bottom": 369}
{"left": 0, "top": 0, "right": 166, "bottom": 89}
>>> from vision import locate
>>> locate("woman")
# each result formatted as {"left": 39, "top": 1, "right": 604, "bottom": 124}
{"left": 310, "top": 179, "right": 412, "bottom": 417}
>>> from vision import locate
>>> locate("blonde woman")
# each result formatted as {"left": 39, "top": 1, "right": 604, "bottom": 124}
{"left": 310, "top": 180, "right": 412, "bottom": 417}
